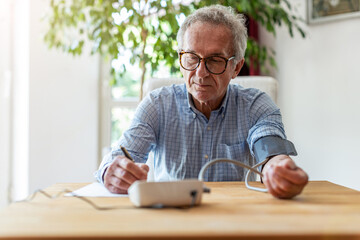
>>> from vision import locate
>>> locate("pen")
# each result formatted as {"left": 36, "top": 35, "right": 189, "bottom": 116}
{"left": 120, "top": 146, "right": 135, "bottom": 162}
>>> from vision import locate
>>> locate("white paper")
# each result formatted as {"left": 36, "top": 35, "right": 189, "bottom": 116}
{"left": 65, "top": 182, "right": 128, "bottom": 197}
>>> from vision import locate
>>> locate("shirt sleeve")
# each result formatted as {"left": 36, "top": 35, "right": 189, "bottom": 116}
{"left": 246, "top": 90, "right": 297, "bottom": 162}
{"left": 93, "top": 152, "right": 112, "bottom": 184}
{"left": 94, "top": 93, "right": 159, "bottom": 183}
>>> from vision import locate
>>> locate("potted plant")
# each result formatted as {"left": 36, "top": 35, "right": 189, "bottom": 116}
{"left": 44, "top": 0, "right": 305, "bottom": 99}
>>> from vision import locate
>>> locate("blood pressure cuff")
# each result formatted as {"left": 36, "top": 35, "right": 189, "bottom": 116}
{"left": 253, "top": 136, "right": 297, "bottom": 162}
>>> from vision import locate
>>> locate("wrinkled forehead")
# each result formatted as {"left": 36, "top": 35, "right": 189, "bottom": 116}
{"left": 182, "top": 22, "right": 233, "bottom": 56}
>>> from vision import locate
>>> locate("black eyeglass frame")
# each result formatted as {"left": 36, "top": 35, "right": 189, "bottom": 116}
{"left": 179, "top": 51, "right": 236, "bottom": 75}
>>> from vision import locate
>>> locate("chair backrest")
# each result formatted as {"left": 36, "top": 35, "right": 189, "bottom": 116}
{"left": 143, "top": 76, "right": 278, "bottom": 103}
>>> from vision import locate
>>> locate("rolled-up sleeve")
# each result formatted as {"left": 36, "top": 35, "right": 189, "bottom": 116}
{"left": 246, "top": 91, "right": 297, "bottom": 162}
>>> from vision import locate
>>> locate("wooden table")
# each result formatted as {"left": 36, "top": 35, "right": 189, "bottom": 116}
{"left": 0, "top": 181, "right": 360, "bottom": 240}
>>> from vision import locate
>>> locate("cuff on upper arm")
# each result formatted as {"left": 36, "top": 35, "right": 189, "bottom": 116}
{"left": 253, "top": 136, "right": 297, "bottom": 162}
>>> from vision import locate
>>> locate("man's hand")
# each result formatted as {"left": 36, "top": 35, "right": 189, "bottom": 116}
{"left": 104, "top": 156, "right": 149, "bottom": 194}
{"left": 262, "top": 154, "right": 308, "bottom": 199}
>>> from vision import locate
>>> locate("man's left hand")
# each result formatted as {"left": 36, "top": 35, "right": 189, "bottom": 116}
{"left": 262, "top": 154, "right": 308, "bottom": 199}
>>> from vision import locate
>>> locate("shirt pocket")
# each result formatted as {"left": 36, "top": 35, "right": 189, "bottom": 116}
{"left": 209, "top": 143, "right": 249, "bottom": 181}
{"left": 214, "top": 142, "right": 248, "bottom": 160}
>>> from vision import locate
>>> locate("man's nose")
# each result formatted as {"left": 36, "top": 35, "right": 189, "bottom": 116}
{"left": 196, "top": 59, "right": 209, "bottom": 78}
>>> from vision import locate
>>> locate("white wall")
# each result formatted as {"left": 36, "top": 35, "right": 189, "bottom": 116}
{"left": 0, "top": 1, "right": 12, "bottom": 207}
{"left": 26, "top": 0, "right": 100, "bottom": 195}
{"left": 3, "top": 0, "right": 100, "bottom": 200}
{"left": 11, "top": 0, "right": 30, "bottom": 202}
{"left": 260, "top": 1, "right": 360, "bottom": 190}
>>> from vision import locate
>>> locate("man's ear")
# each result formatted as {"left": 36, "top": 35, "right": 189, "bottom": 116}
{"left": 232, "top": 58, "right": 245, "bottom": 79}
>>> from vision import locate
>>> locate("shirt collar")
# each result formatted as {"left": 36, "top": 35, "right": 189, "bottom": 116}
{"left": 185, "top": 84, "right": 231, "bottom": 115}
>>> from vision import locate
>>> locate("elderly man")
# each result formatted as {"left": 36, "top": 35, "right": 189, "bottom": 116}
{"left": 95, "top": 5, "right": 308, "bottom": 199}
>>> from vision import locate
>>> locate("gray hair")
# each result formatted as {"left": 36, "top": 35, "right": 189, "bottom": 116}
{"left": 177, "top": 5, "right": 248, "bottom": 60}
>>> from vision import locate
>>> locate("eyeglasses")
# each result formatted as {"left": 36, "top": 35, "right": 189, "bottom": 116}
{"left": 179, "top": 51, "right": 235, "bottom": 75}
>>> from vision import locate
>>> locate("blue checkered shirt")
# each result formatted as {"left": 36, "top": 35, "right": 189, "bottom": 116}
{"left": 95, "top": 83, "right": 288, "bottom": 183}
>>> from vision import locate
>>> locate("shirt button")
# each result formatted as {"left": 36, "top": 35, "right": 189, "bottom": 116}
{"left": 204, "top": 154, "right": 209, "bottom": 159}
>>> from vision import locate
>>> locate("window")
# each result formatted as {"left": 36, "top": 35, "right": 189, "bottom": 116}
{"left": 99, "top": 57, "right": 139, "bottom": 159}
{"left": 99, "top": 54, "right": 179, "bottom": 161}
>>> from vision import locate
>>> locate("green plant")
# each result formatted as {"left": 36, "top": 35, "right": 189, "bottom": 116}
{"left": 44, "top": 0, "right": 305, "bottom": 98}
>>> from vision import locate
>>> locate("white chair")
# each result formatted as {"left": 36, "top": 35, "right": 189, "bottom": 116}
{"left": 143, "top": 76, "right": 278, "bottom": 103}
{"left": 142, "top": 76, "right": 278, "bottom": 181}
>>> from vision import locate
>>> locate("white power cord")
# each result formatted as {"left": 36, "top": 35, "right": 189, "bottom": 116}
{"left": 198, "top": 158, "right": 268, "bottom": 193}
{"left": 245, "top": 158, "right": 268, "bottom": 192}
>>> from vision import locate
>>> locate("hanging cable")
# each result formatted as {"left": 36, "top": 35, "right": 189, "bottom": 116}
{"left": 198, "top": 158, "right": 268, "bottom": 193}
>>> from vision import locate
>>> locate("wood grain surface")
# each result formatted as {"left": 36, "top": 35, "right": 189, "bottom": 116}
{"left": 0, "top": 181, "right": 359, "bottom": 240}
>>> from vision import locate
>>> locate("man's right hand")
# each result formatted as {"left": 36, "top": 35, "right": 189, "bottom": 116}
{"left": 103, "top": 156, "right": 149, "bottom": 194}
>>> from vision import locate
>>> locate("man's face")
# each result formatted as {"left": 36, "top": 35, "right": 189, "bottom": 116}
{"left": 180, "top": 22, "right": 244, "bottom": 108}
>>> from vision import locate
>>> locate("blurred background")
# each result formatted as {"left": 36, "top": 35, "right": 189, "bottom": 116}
{"left": 1, "top": 0, "right": 360, "bottom": 208}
